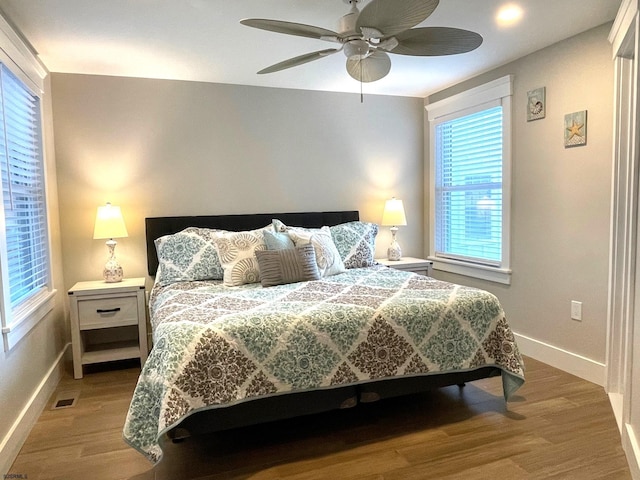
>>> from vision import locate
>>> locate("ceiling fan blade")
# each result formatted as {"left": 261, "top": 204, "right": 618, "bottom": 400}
{"left": 388, "top": 27, "right": 483, "bottom": 56}
{"left": 346, "top": 50, "right": 391, "bottom": 83}
{"left": 356, "top": 0, "right": 439, "bottom": 37}
{"left": 258, "top": 48, "right": 340, "bottom": 74}
{"left": 240, "top": 18, "right": 339, "bottom": 41}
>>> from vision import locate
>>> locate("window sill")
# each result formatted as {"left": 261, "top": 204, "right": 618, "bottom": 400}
{"left": 2, "top": 289, "right": 57, "bottom": 351}
{"left": 428, "top": 257, "right": 511, "bottom": 285}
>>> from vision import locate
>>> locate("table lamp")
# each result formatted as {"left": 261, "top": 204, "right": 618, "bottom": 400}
{"left": 93, "top": 202, "right": 128, "bottom": 282}
{"left": 381, "top": 197, "right": 407, "bottom": 261}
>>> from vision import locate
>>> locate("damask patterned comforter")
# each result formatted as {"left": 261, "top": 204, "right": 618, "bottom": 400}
{"left": 123, "top": 265, "right": 524, "bottom": 464}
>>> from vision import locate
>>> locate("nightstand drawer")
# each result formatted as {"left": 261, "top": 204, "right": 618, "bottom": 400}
{"left": 78, "top": 295, "right": 139, "bottom": 330}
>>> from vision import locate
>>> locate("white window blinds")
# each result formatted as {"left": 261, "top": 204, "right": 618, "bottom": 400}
{"left": 434, "top": 105, "right": 503, "bottom": 266}
{"left": 0, "top": 64, "right": 49, "bottom": 308}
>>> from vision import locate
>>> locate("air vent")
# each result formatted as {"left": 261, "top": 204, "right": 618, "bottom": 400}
{"left": 51, "top": 391, "right": 79, "bottom": 410}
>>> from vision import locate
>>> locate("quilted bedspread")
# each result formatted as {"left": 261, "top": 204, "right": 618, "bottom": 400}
{"left": 123, "top": 265, "right": 524, "bottom": 464}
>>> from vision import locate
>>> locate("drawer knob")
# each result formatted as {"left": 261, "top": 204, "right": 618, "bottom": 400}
{"left": 96, "top": 307, "right": 121, "bottom": 314}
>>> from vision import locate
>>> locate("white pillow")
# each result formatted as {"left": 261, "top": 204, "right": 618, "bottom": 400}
{"left": 212, "top": 227, "right": 269, "bottom": 286}
{"left": 286, "top": 226, "right": 346, "bottom": 277}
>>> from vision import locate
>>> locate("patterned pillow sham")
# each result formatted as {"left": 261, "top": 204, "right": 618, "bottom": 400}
{"left": 154, "top": 227, "right": 225, "bottom": 286}
{"left": 273, "top": 220, "right": 346, "bottom": 277}
{"left": 212, "top": 227, "right": 269, "bottom": 286}
{"left": 329, "top": 221, "right": 379, "bottom": 269}
{"left": 255, "top": 244, "right": 320, "bottom": 287}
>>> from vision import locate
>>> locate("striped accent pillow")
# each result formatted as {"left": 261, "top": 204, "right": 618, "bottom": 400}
{"left": 255, "top": 245, "right": 320, "bottom": 287}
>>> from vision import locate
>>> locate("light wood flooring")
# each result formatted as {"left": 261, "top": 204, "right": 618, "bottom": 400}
{"left": 8, "top": 356, "right": 631, "bottom": 479}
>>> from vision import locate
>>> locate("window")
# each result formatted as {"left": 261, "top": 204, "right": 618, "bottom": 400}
{"left": 435, "top": 106, "right": 503, "bottom": 264}
{"left": 426, "top": 76, "right": 512, "bottom": 284}
{"left": 0, "top": 19, "right": 55, "bottom": 351}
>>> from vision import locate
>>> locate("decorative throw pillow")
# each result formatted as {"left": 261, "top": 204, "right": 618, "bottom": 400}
{"left": 154, "top": 227, "right": 225, "bottom": 286}
{"left": 255, "top": 245, "right": 320, "bottom": 287}
{"left": 272, "top": 218, "right": 288, "bottom": 233}
{"left": 264, "top": 229, "right": 295, "bottom": 250}
{"left": 286, "top": 226, "right": 346, "bottom": 277}
{"left": 330, "top": 221, "right": 379, "bottom": 269}
{"left": 212, "top": 227, "right": 269, "bottom": 286}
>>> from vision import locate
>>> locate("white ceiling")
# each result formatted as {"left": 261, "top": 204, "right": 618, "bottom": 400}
{"left": 0, "top": 0, "right": 621, "bottom": 98}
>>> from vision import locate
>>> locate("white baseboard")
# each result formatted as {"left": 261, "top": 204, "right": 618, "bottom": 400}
{"left": 609, "top": 392, "right": 624, "bottom": 432}
{"left": 514, "top": 332, "right": 605, "bottom": 386}
{"left": 0, "top": 343, "right": 70, "bottom": 475}
{"left": 624, "top": 423, "right": 640, "bottom": 480}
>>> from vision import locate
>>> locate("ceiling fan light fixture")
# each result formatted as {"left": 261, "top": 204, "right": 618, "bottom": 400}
{"left": 346, "top": 50, "right": 391, "bottom": 82}
{"left": 344, "top": 39, "right": 370, "bottom": 59}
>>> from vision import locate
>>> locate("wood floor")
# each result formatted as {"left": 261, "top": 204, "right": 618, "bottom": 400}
{"left": 8, "top": 356, "right": 631, "bottom": 479}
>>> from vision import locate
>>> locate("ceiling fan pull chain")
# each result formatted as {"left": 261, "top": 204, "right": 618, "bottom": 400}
{"left": 360, "top": 60, "right": 364, "bottom": 103}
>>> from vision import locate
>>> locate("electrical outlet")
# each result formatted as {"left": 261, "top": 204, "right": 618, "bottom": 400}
{"left": 571, "top": 301, "right": 582, "bottom": 321}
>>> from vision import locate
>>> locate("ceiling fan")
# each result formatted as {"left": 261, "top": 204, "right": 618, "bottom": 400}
{"left": 240, "top": 0, "right": 483, "bottom": 83}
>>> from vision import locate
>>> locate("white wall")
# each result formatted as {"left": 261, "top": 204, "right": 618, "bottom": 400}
{"left": 425, "top": 23, "right": 614, "bottom": 383}
{"left": 51, "top": 75, "right": 425, "bottom": 290}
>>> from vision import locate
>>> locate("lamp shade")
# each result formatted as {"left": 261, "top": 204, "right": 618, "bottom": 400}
{"left": 381, "top": 198, "right": 407, "bottom": 226}
{"left": 93, "top": 203, "right": 128, "bottom": 240}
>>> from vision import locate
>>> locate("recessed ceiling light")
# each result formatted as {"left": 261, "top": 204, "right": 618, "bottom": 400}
{"left": 496, "top": 4, "right": 524, "bottom": 26}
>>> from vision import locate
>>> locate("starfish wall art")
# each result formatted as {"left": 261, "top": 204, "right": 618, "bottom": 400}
{"left": 564, "top": 110, "right": 587, "bottom": 147}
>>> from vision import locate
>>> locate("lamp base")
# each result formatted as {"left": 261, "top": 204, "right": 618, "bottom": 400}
{"left": 387, "top": 227, "right": 402, "bottom": 261}
{"left": 103, "top": 239, "right": 123, "bottom": 283}
{"left": 387, "top": 242, "right": 402, "bottom": 261}
{"left": 103, "top": 262, "right": 123, "bottom": 283}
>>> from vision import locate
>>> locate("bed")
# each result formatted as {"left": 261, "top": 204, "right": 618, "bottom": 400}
{"left": 123, "top": 210, "right": 525, "bottom": 464}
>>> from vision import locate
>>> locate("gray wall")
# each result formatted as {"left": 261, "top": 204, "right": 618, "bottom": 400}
{"left": 425, "top": 23, "right": 614, "bottom": 366}
{"left": 51, "top": 76, "right": 425, "bottom": 290}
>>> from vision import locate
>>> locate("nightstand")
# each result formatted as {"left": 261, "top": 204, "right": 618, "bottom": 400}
{"left": 377, "top": 257, "right": 433, "bottom": 276}
{"left": 68, "top": 277, "right": 148, "bottom": 379}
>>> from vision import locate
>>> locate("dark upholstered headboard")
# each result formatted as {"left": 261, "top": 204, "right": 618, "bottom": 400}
{"left": 145, "top": 210, "right": 360, "bottom": 275}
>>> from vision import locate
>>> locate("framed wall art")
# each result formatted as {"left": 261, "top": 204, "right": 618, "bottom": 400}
{"left": 527, "top": 87, "right": 545, "bottom": 121}
{"left": 564, "top": 110, "right": 587, "bottom": 148}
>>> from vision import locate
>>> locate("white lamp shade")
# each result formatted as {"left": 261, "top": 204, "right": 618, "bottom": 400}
{"left": 93, "top": 203, "right": 128, "bottom": 239}
{"left": 381, "top": 198, "right": 407, "bottom": 226}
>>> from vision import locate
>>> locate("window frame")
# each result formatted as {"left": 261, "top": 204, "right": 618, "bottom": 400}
{"left": 426, "top": 75, "right": 513, "bottom": 285}
{"left": 0, "top": 14, "right": 56, "bottom": 351}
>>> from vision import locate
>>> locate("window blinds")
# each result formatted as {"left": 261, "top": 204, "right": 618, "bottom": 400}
{"left": 0, "top": 64, "right": 49, "bottom": 307}
{"left": 434, "top": 105, "right": 503, "bottom": 266}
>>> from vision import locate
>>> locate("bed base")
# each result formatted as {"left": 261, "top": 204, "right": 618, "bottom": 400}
{"left": 167, "top": 367, "right": 501, "bottom": 439}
